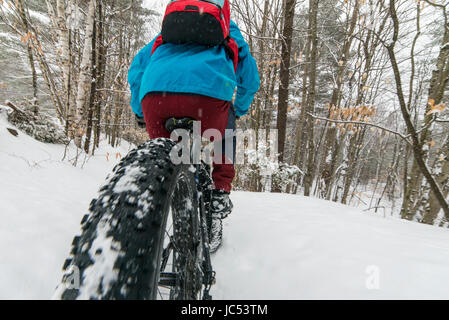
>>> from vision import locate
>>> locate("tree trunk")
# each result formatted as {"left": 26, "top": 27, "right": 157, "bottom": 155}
{"left": 423, "top": 135, "right": 449, "bottom": 224}
{"left": 15, "top": 0, "right": 39, "bottom": 110}
{"left": 303, "top": 0, "right": 319, "bottom": 197}
{"left": 276, "top": 0, "right": 296, "bottom": 163}
{"left": 387, "top": 0, "right": 449, "bottom": 220}
{"left": 402, "top": 5, "right": 449, "bottom": 221}
{"left": 272, "top": 0, "right": 296, "bottom": 193}
{"left": 94, "top": 0, "right": 105, "bottom": 152}
{"left": 73, "top": 0, "right": 96, "bottom": 149}
{"left": 84, "top": 14, "right": 97, "bottom": 154}
{"left": 56, "top": 0, "right": 73, "bottom": 131}
{"left": 318, "top": 0, "right": 359, "bottom": 197}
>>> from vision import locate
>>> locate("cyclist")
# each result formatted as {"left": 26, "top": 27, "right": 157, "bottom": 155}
{"left": 128, "top": 0, "right": 260, "bottom": 251}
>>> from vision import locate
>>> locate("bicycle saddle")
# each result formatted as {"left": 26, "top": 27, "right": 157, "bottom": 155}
{"left": 165, "top": 117, "right": 195, "bottom": 133}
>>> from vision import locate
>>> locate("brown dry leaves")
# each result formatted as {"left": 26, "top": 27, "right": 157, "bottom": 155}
{"left": 326, "top": 104, "right": 376, "bottom": 134}
{"left": 426, "top": 99, "right": 447, "bottom": 116}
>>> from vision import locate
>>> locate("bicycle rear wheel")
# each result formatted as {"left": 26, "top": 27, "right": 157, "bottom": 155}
{"left": 53, "top": 138, "right": 205, "bottom": 300}
{"left": 158, "top": 166, "right": 204, "bottom": 300}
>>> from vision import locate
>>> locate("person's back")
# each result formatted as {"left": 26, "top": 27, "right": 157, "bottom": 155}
{"left": 128, "top": 21, "right": 259, "bottom": 119}
{"left": 128, "top": 0, "right": 260, "bottom": 252}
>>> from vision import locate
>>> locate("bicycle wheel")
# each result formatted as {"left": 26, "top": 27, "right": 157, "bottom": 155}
{"left": 53, "top": 138, "right": 206, "bottom": 300}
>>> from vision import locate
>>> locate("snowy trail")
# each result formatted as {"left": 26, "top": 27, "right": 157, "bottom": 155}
{"left": 212, "top": 192, "right": 449, "bottom": 299}
{"left": 2, "top": 110, "right": 449, "bottom": 299}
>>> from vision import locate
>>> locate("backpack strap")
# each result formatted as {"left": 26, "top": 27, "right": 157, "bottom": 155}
{"left": 223, "top": 37, "right": 239, "bottom": 72}
{"left": 151, "top": 34, "right": 164, "bottom": 55}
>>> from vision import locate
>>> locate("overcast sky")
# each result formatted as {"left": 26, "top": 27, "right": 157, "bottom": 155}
{"left": 143, "top": 0, "right": 168, "bottom": 11}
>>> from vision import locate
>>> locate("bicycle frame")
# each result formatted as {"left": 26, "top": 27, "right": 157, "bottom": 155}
{"left": 191, "top": 129, "right": 216, "bottom": 300}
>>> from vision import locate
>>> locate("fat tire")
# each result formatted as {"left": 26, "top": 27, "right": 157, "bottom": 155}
{"left": 53, "top": 138, "right": 203, "bottom": 300}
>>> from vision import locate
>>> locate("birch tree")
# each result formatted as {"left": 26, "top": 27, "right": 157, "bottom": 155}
{"left": 73, "top": 0, "right": 96, "bottom": 148}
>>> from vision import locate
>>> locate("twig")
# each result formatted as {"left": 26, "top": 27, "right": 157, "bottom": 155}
{"left": 351, "top": 192, "right": 368, "bottom": 206}
{"left": 307, "top": 112, "right": 412, "bottom": 144}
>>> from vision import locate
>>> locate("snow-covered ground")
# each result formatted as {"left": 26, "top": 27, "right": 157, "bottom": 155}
{"left": 213, "top": 192, "right": 449, "bottom": 299}
{"left": 1, "top": 108, "right": 449, "bottom": 300}
{"left": 0, "top": 107, "right": 133, "bottom": 299}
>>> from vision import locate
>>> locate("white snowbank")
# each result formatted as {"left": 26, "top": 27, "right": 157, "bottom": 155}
{"left": 0, "top": 109, "right": 132, "bottom": 299}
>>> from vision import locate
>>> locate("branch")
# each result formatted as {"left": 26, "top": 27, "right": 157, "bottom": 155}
{"left": 387, "top": 0, "right": 449, "bottom": 218}
{"left": 307, "top": 112, "right": 412, "bottom": 144}
{"left": 239, "top": 28, "right": 282, "bottom": 41}
{"left": 415, "top": 114, "right": 437, "bottom": 135}
{"left": 5, "top": 101, "right": 27, "bottom": 116}
{"left": 423, "top": 0, "right": 448, "bottom": 31}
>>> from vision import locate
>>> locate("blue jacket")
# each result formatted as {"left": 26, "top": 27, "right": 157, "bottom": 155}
{"left": 128, "top": 21, "right": 260, "bottom": 118}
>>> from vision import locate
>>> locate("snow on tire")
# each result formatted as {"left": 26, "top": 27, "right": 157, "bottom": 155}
{"left": 53, "top": 138, "right": 183, "bottom": 300}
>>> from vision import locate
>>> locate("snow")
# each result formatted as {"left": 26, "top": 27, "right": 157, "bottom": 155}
{"left": 2, "top": 109, "right": 449, "bottom": 299}
{"left": 144, "top": 0, "right": 169, "bottom": 11}
{"left": 113, "top": 166, "right": 144, "bottom": 193}
{"left": 28, "top": 10, "right": 50, "bottom": 24}
{"left": 74, "top": 219, "right": 124, "bottom": 300}
{"left": 0, "top": 32, "right": 14, "bottom": 41}
{"left": 0, "top": 107, "right": 132, "bottom": 299}
{"left": 212, "top": 192, "right": 449, "bottom": 299}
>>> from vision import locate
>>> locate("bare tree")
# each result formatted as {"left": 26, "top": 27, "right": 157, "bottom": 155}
{"left": 387, "top": 0, "right": 449, "bottom": 219}
{"left": 276, "top": 0, "right": 297, "bottom": 168}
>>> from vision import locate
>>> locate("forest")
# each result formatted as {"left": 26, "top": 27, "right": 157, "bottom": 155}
{"left": 0, "top": 0, "right": 448, "bottom": 227}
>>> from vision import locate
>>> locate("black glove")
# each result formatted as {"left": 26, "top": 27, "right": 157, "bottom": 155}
{"left": 230, "top": 102, "right": 240, "bottom": 119}
{"left": 135, "top": 115, "right": 146, "bottom": 129}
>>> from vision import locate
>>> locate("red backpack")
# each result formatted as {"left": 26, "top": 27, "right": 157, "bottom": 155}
{"left": 151, "top": 0, "right": 239, "bottom": 72}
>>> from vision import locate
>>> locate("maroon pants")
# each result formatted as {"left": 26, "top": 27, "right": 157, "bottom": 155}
{"left": 141, "top": 94, "right": 235, "bottom": 193}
